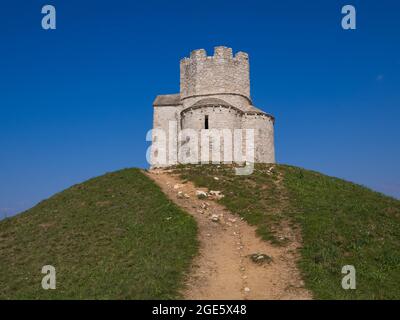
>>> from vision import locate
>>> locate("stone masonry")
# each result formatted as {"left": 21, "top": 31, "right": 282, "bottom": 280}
{"left": 150, "top": 46, "right": 275, "bottom": 167}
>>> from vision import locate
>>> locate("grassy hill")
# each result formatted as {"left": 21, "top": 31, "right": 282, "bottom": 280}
{"left": 1, "top": 164, "right": 399, "bottom": 299}
{"left": 174, "top": 164, "right": 400, "bottom": 299}
{"left": 0, "top": 169, "right": 198, "bottom": 299}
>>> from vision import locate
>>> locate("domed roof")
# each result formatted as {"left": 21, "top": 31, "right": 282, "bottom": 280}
{"left": 190, "top": 98, "right": 234, "bottom": 108}
{"left": 181, "top": 97, "right": 275, "bottom": 121}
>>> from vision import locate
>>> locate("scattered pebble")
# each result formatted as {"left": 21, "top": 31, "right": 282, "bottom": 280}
{"left": 249, "top": 253, "right": 273, "bottom": 265}
{"left": 177, "top": 191, "right": 184, "bottom": 199}
{"left": 209, "top": 190, "right": 224, "bottom": 200}
{"left": 201, "top": 202, "right": 209, "bottom": 209}
{"left": 196, "top": 190, "right": 208, "bottom": 199}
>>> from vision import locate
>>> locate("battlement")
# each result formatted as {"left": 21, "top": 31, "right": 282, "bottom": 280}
{"left": 189, "top": 48, "right": 207, "bottom": 59}
{"left": 180, "top": 46, "right": 250, "bottom": 102}
{"left": 182, "top": 46, "right": 249, "bottom": 64}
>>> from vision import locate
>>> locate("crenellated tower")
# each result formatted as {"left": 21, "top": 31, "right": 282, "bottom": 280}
{"left": 180, "top": 46, "right": 251, "bottom": 110}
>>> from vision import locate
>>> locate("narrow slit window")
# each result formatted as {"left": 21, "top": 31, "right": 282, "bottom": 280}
{"left": 205, "top": 115, "right": 209, "bottom": 129}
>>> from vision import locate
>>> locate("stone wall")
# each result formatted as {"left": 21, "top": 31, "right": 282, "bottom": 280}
{"left": 180, "top": 46, "right": 250, "bottom": 103}
{"left": 181, "top": 105, "right": 241, "bottom": 130}
{"left": 151, "top": 105, "right": 181, "bottom": 166}
{"left": 180, "top": 106, "right": 241, "bottom": 163}
{"left": 242, "top": 114, "right": 275, "bottom": 163}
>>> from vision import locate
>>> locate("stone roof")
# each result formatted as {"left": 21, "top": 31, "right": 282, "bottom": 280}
{"left": 191, "top": 98, "right": 234, "bottom": 108}
{"left": 153, "top": 94, "right": 181, "bottom": 106}
{"left": 183, "top": 98, "right": 274, "bottom": 121}
{"left": 246, "top": 105, "right": 275, "bottom": 120}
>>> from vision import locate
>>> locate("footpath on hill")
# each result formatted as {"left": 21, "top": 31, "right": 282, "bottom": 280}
{"left": 146, "top": 169, "right": 311, "bottom": 300}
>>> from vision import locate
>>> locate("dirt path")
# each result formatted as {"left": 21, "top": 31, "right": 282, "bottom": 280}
{"left": 146, "top": 169, "right": 312, "bottom": 300}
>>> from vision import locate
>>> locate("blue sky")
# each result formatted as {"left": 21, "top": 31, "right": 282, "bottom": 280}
{"left": 0, "top": 0, "right": 399, "bottom": 218}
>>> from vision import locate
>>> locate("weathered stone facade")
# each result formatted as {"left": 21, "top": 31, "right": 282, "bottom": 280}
{"left": 151, "top": 46, "right": 275, "bottom": 166}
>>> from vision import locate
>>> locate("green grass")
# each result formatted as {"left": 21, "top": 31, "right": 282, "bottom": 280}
{"left": 0, "top": 168, "right": 198, "bottom": 299}
{"left": 175, "top": 164, "right": 289, "bottom": 244}
{"left": 173, "top": 164, "right": 400, "bottom": 299}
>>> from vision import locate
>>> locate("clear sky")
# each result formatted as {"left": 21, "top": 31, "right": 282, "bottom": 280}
{"left": 1, "top": 0, "right": 399, "bottom": 218}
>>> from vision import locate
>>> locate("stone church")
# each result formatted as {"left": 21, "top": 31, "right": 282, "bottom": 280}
{"left": 150, "top": 46, "right": 275, "bottom": 167}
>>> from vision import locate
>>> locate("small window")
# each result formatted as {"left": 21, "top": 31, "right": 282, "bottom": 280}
{"left": 205, "top": 115, "right": 209, "bottom": 129}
